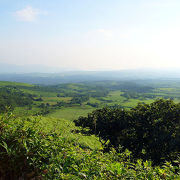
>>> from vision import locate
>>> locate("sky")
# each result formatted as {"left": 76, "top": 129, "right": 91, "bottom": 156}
{"left": 1, "top": 0, "right": 180, "bottom": 71}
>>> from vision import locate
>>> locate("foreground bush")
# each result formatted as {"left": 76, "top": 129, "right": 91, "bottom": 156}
{"left": 0, "top": 112, "right": 179, "bottom": 179}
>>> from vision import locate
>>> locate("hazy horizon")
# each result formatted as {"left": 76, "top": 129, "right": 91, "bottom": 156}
{"left": 1, "top": 0, "right": 180, "bottom": 71}
{"left": 0, "top": 62, "right": 180, "bottom": 74}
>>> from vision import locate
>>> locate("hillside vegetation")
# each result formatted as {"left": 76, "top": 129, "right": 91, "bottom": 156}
{"left": 0, "top": 80, "right": 180, "bottom": 179}
{"left": 1, "top": 110, "right": 180, "bottom": 179}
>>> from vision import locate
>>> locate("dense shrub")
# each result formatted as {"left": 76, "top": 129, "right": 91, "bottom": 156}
{"left": 74, "top": 99, "right": 180, "bottom": 164}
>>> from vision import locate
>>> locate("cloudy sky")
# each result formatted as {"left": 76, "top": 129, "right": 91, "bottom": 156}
{"left": 1, "top": 0, "right": 180, "bottom": 70}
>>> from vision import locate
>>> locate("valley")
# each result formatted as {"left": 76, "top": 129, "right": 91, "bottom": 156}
{"left": 0, "top": 79, "right": 180, "bottom": 179}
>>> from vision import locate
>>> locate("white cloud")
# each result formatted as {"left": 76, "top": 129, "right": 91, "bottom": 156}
{"left": 15, "top": 6, "right": 41, "bottom": 22}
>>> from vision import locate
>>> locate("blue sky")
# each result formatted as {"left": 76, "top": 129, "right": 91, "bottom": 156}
{"left": 1, "top": 0, "right": 180, "bottom": 70}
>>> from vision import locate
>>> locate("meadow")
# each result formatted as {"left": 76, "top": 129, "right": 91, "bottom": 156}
{"left": 1, "top": 80, "right": 180, "bottom": 120}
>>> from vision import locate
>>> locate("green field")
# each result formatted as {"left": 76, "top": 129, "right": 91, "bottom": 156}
{"left": 1, "top": 80, "right": 180, "bottom": 120}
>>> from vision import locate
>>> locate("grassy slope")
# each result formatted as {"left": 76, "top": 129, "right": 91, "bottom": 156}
{"left": 46, "top": 106, "right": 95, "bottom": 121}
{"left": 38, "top": 116, "right": 101, "bottom": 149}
{"left": 0, "top": 81, "right": 33, "bottom": 87}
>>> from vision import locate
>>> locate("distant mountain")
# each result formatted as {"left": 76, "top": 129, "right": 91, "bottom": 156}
{"left": 0, "top": 63, "right": 180, "bottom": 85}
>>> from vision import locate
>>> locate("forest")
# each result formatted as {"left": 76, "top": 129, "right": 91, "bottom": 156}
{"left": 0, "top": 80, "right": 180, "bottom": 179}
